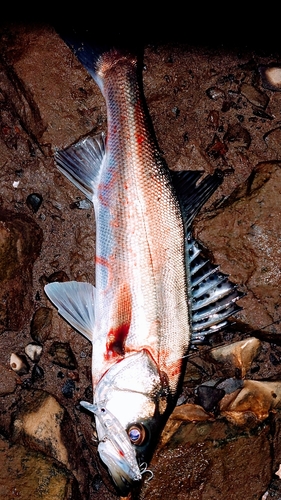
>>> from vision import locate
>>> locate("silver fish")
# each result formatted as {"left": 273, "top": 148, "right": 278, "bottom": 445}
{"left": 45, "top": 40, "right": 242, "bottom": 495}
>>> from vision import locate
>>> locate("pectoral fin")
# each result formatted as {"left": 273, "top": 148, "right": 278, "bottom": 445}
{"left": 44, "top": 281, "right": 96, "bottom": 341}
{"left": 55, "top": 133, "right": 106, "bottom": 200}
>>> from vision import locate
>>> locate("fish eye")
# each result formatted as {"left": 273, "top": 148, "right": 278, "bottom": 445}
{"left": 127, "top": 423, "right": 146, "bottom": 446}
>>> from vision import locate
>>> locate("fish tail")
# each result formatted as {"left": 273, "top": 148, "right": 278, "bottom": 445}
{"left": 57, "top": 29, "right": 138, "bottom": 95}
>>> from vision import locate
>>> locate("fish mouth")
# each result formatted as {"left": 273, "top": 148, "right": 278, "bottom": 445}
{"left": 98, "top": 439, "right": 142, "bottom": 494}
{"left": 80, "top": 400, "right": 142, "bottom": 493}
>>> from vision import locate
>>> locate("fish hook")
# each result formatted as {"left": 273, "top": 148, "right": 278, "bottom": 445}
{"left": 139, "top": 462, "right": 154, "bottom": 483}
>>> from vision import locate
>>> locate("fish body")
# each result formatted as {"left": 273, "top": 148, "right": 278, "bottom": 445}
{"left": 45, "top": 41, "right": 242, "bottom": 494}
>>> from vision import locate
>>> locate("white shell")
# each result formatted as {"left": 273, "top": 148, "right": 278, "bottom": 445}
{"left": 10, "top": 353, "right": 29, "bottom": 375}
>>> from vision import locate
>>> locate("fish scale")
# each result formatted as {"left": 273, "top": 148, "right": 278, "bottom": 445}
{"left": 45, "top": 39, "right": 242, "bottom": 495}
{"left": 97, "top": 51, "right": 190, "bottom": 379}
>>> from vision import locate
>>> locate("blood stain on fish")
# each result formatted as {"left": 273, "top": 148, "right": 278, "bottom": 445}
{"left": 106, "top": 322, "right": 130, "bottom": 358}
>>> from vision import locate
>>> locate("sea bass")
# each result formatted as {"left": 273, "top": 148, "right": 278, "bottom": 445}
{"left": 45, "top": 40, "right": 242, "bottom": 495}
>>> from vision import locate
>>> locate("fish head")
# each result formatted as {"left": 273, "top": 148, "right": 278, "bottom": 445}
{"left": 81, "top": 350, "right": 171, "bottom": 494}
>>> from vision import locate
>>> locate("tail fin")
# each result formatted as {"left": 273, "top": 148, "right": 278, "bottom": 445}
{"left": 58, "top": 30, "right": 105, "bottom": 92}
{"left": 56, "top": 29, "right": 139, "bottom": 95}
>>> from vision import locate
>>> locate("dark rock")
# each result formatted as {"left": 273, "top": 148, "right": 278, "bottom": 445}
{"left": 224, "top": 122, "right": 251, "bottom": 149}
{"left": 196, "top": 162, "right": 281, "bottom": 337}
{"left": 197, "top": 385, "right": 225, "bottom": 412}
{"left": 49, "top": 341, "right": 77, "bottom": 370}
{"left": 31, "top": 364, "right": 44, "bottom": 381}
{"left": 26, "top": 192, "right": 43, "bottom": 213}
{"left": 206, "top": 87, "right": 226, "bottom": 100}
{"left": 30, "top": 307, "right": 53, "bottom": 343}
{"left": 11, "top": 390, "right": 89, "bottom": 498}
{"left": 253, "top": 108, "right": 274, "bottom": 120}
{"left": 240, "top": 82, "right": 269, "bottom": 109}
{"left": 221, "top": 100, "right": 231, "bottom": 112}
{"left": 142, "top": 419, "right": 272, "bottom": 500}
{"left": 43, "top": 270, "right": 70, "bottom": 284}
{"left": 62, "top": 379, "right": 75, "bottom": 398}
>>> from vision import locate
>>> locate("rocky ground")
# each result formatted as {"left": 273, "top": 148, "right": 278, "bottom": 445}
{"left": 1, "top": 23, "right": 281, "bottom": 500}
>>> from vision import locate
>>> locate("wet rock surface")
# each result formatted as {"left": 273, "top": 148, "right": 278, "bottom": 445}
{"left": 1, "top": 23, "right": 281, "bottom": 500}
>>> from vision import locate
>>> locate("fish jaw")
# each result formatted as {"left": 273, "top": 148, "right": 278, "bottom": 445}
{"left": 81, "top": 350, "right": 172, "bottom": 494}
{"left": 80, "top": 401, "right": 142, "bottom": 494}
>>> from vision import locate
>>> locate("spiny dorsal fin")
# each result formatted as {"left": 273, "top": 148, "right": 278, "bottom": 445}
{"left": 186, "top": 234, "right": 244, "bottom": 346}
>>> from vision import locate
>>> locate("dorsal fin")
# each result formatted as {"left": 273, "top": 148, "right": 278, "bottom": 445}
{"left": 170, "top": 169, "right": 223, "bottom": 230}
{"left": 186, "top": 234, "right": 244, "bottom": 346}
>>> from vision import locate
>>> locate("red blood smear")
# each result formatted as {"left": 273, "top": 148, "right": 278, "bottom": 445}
{"left": 106, "top": 322, "right": 130, "bottom": 359}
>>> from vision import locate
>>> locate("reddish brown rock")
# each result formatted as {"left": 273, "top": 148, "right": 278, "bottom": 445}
{"left": 0, "top": 363, "right": 20, "bottom": 395}
{"left": 0, "top": 209, "right": 43, "bottom": 333}
{"left": 142, "top": 419, "right": 272, "bottom": 500}
{"left": 0, "top": 435, "right": 81, "bottom": 500}
{"left": 196, "top": 161, "right": 281, "bottom": 338}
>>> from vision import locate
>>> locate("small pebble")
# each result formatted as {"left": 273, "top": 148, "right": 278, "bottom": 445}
{"left": 207, "top": 110, "right": 220, "bottom": 129}
{"left": 30, "top": 307, "right": 53, "bottom": 343}
{"left": 62, "top": 379, "right": 75, "bottom": 398}
{"left": 25, "top": 343, "right": 43, "bottom": 362}
{"left": 206, "top": 87, "right": 225, "bottom": 100}
{"left": 31, "top": 364, "right": 44, "bottom": 381}
{"left": 259, "top": 64, "right": 281, "bottom": 91}
{"left": 22, "top": 378, "right": 32, "bottom": 390}
{"left": 206, "top": 134, "right": 228, "bottom": 159}
{"left": 224, "top": 123, "right": 251, "bottom": 149}
{"left": 197, "top": 385, "right": 225, "bottom": 412}
{"left": 49, "top": 341, "right": 77, "bottom": 370}
{"left": 240, "top": 83, "right": 269, "bottom": 109}
{"left": 70, "top": 199, "right": 92, "bottom": 210}
{"left": 26, "top": 193, "right": 43, "bottom": 213}
{"left": 67, "top": 370, "right": 79, "bottom": 381}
